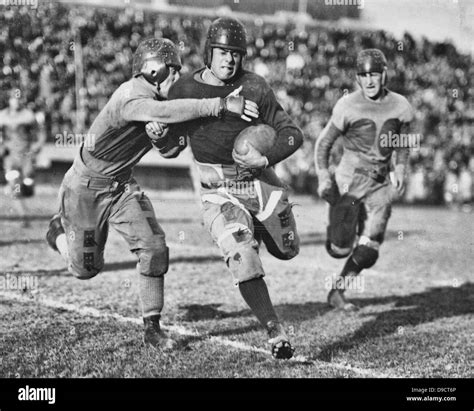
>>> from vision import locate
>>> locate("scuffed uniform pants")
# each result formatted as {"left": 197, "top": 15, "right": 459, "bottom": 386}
{"left": 326, "top": 153, "right": 396, "bottom": 257}
{"left": 201, "top": 178, "right": 300, "bottom": 285}
{"left": 58, "top": 156, "right": 168, "bottom": 279}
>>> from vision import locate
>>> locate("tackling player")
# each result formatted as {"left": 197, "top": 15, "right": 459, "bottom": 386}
{"left": 45, "top": 38, "right": 259, "bottom": 350}
{"left": 314, "top": 49, "right": 415, "bottom": 311}
{"left": 159, "top": 17, "right": 304, "bottom": 359}
{"left": 0, "top": 90, "right": 46, "bottom": 227}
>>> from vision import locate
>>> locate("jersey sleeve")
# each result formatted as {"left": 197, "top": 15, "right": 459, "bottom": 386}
{"left": 399, "top": 97, "right": 415, "bottom": 124}
{"left": 314, "top": 122, "right": 342, "bottom": 172}
{"left": 330, "top": 97, "right": 348, "bottom": 133}
{"left": 260, "top": 87, "right": 304, "bottom": 166}
{"left": 394, "top": 96, "right": 415, "bottom": 166}
{"left": 119, "top": 82, "right": 220, "bottom": 124}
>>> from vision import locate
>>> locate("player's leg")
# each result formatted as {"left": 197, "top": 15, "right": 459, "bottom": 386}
{"left": 4, "top": 153, "right": 31, "bottom": 227}
{"left": 20, "top": 153, "right": 35, "bottom": 198}
{"left": 108, "top": 182, "right": 175, "bottom": 351}
{"left": 330, "top": 186, "right": 392, "bottom": 310}
{"left": 202, "top": 198, "right": 294, "bottom": 359}
{"left": 252, "top": 182, "right": 300, "bottom": 260}
{"left": 46, "top": 169, "right": 109, "bottom": 279}
{"left": 324, "top": 193, "right": 362, "bottom": 310}
{"left": 17, "top": 153, "right": 35, "bottom": 227}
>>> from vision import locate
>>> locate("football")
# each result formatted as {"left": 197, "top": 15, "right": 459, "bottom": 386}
{"left": 233, "top": 124, "right": 276, "bottom": 156}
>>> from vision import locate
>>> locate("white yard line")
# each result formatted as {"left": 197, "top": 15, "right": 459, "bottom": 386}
{"left": 0, "top": 290, "right": 398, "bottom": 378}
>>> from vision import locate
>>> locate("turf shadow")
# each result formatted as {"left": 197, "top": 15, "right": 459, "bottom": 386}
{"left": 0, "top": 268, "right": 67, "bottom": 276}
{"left": 178, "top": 303, "right": 251, "bottom": 321}
{"left": 101, "top": 255, "right": 222, "bottom": 272}
{"left": 0, "top": 238, "right": 46, "bottom": 247}
{"left": 178, "top": 301, "right": 332, "bottom": 324}
{"left": 317, "top": 282, "right": 474, "bottom": 361}
{"left": 0, "top": 215, "right": 51, "bottom": 222}
{"left": 298, "top": 229, "right": 424, "bottom": 248}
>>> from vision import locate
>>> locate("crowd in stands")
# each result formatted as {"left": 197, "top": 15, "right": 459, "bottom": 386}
{"left": 1, "top": 2, "right": 472, "bottom": 205}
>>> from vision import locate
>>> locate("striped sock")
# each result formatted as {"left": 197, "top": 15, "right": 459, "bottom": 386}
{"left": 139, "top": 275, "right": 164, "bottom": 318}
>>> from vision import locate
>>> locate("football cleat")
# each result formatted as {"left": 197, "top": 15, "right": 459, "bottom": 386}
{"left": 46, "top": 214, "right": 65, "bottom": 253}
{"left": 266, "top": 321, "right": 295, "bottom": 360}
{"left": 143, "top": 314, "right": 177, "bottom": 351}
{"left": 327, "top": 289, "right": 359, "bottom": 312}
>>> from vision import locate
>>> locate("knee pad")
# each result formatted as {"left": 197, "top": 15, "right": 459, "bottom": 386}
{"left": 351, "top": 244, "right": 379, "bottom": 269}
{"left": 325, "top": 239, "right": 352, "bottom": 259}
{"left": 46, "top": 214, "right": 65, "bottom": 252}
{"left": 226, "top": 244, "right": 264, "bottom": 285}
{"left": 137, "top": 246, "right": 169, "bottom": 277}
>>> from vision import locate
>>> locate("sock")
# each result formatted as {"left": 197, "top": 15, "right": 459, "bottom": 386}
{"left": 139, "top": 275, "right": 164, "bottom": 318}
{"left": 238, "top": 277, "right": 279, "bottom": 328}
{"left": 341, "top": 255, "right": 362, "bottom": 277}
{"left": 333, "top": 255, "right": 363, "bottom": 292}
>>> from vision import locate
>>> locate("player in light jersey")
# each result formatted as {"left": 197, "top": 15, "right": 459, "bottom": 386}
{"left": 315, "top": 49, "right": 415, "bottom": 311}
{"left": 0, "top": 90, "right": 46, "bottom": 227}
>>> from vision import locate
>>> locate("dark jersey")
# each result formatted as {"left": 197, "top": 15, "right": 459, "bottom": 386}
{"left": 167, "top": 68, "right": 303, "bottom": 166}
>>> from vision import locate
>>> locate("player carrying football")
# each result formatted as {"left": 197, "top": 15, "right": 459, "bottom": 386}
{"left": 158, "top": 17, "right": 304, "bottom": 359}
{"left": 45, "top": 38, "right": 259, "bottom": 350}
{"left": 0, "top": 90, "right": 46, "bottom": 227}
{"left": 314, "top": 49, "right": 415, "bottom": 311}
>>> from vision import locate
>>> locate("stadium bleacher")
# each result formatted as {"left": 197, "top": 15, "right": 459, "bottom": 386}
{"left": 0, "top": 1, "right": 472, "bottom": 203}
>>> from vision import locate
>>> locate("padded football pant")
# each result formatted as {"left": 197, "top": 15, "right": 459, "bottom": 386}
{"left": 58, "top": 157, "right": 168, "bottom": 279}
{"left": 327, "top": 173, "right": 393, "bottom": 256}
{"left": 201, "top": 179, "right": 300, "bottom": 285}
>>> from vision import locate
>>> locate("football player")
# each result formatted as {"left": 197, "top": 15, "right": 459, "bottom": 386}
{"left": 314, "top": 49, "right": 415, "bottom": 311}
{"left": 45, "top": 38, "right": 259, "bottom": 350}
{"left": 0, "top": 90, "right": 46, "bottom": 227}
{"left": 158, "top": 17, "right": 304, "bottom": 359}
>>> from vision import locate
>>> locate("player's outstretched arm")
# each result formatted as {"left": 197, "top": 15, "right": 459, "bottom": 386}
{"left": 122, "top": 87, "right": 258, "bottom": 124}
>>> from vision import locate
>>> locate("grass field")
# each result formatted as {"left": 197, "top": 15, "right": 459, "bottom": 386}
{"left": 0, "top": 185, "right": 472, "bottom": 378}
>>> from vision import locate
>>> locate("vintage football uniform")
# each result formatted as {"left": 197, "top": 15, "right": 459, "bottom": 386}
{"left": 167, "top": 68, "right": 304, "bottom": 285}
{"left": 56, "top": 76, "right": 226, "bottom": 279}
{"left": 316, "top": 88, "right": 414, "bottom": 254}
{"left": 46, "top": 37, "right": 250, "bottom": 350}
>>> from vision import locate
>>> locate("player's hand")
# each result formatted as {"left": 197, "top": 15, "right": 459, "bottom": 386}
{"left": 145, "top": 121, "right": 169, "bottom": 142}
{"left": 317, "top": 169, "right": 338, "bottom": 205}
{"left": 225, "top": 86, "right": 259, "bottom": 122}
{"left": 390, "top": 164, "right": 406, "bottom": 196}
{"left": 232, "top": 141, "right": 268, "bottom": 169}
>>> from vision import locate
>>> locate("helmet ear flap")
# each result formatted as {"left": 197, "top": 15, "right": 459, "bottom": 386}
{"left": 382, "top": 68, "right": 387, "bottom": 86}
{"left": 141, "top": 60, "right": 170, "bottom": 87}
{"left": 206, "top": 45, "right": 213, "bottom": 68}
